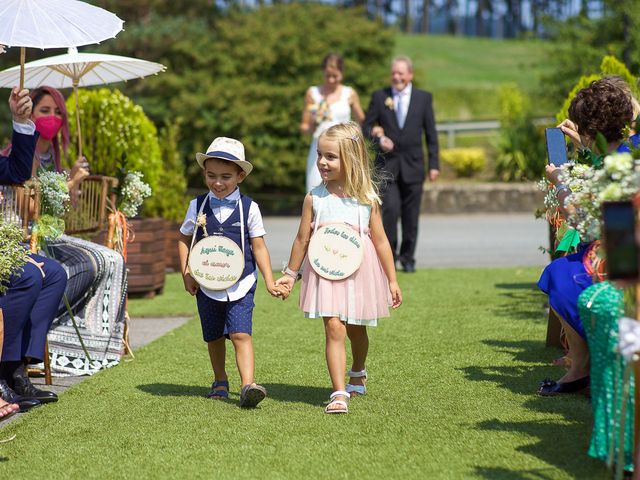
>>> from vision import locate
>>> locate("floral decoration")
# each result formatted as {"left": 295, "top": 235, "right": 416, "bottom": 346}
{"left": 384, "top": 97, "right": 394, "bottom": 110}
{"left": 30, "top": 171, "right": 70, "bottom": 243}
{"left": 539, "top": 151, "right": 640, "bottom": 245}
{"left": 0, "top": 220, "right": 28, "bottom": 295}
{"left": 118, "top": 171, "right": 152, "bottom": 218}
{"left": 309, "top": 99, "right": 331, "bottom": 125}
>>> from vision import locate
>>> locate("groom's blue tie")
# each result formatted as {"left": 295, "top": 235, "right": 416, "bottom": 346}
{"left": 210, "top": 197, "right": 237, "bottom": 209}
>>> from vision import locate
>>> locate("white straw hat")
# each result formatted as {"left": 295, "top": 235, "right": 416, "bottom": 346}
{"left": 195, "top": 137, "right": 253, "bottom": 175}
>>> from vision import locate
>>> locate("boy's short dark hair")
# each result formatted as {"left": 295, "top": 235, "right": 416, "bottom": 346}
{"left": 203, "top": 157, "right": 244, "bottom": 174}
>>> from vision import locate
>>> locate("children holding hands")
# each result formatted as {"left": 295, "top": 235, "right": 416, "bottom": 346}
{"left": 178, "top": 137, "right": 286, "bottom": 408}
{"left": 180, "top": 124, "right": 401, "bottom": 414}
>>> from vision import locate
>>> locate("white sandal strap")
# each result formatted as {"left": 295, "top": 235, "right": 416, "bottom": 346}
{"left": 330, "top": 390, "right": 350, "bottom": 400}
{"left": 325, "top": 399, "right": 348, "bottom": 413}
{"left": 348, "top": 369, "right": 367, "bottom": 378}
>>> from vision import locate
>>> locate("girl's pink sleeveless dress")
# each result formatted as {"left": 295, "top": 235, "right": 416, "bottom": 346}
{"left": 299, "top": 185, "right": 392, "bottom": 326}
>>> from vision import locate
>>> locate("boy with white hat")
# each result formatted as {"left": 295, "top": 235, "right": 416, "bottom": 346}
{"left": 178, "top": 136, "right": 285, "bottom": 408}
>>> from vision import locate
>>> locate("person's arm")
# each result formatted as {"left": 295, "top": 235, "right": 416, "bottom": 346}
{"left": 349, "top": 88, "right": 365, "bottom": 125}
{"left": 423, "top": 92, "right": 439, "bottom": 181}
{"left": 300, "top": 88, "right": 315, "bottom": 135}
{"left": 0, "top": 88, "right": 36, "bottom": 184}
{"left": 275, "top": 193, "right": 314, "bottom": 291}
{"left": 362, "top": 91, "right": 394, "bottom": 152}
{"left": 545, "top": 164, "right": 574, "bottom": 220}
{"left": 178, "top": 233, "right": 199, "bottom": 295}
{"left": 369, "top": 203, "right": 402, "bottom": 308}
{"left": 251, "top": 236, "right": 283, "bottom": 298}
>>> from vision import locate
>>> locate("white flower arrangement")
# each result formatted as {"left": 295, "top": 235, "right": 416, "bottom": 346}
{"left": 38, "top": 171, "right": 70, "bottom": 217}
{"left": 118, "top": 171, "right": 152, "bottom": 218}
{"left": 539, "top": 152, "right": 640, "bottom": 243}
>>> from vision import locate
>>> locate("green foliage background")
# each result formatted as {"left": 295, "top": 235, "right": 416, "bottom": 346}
{"left": 90, "top": 3, "right": 394, "bottom": 194}
{"left": 66, "top": 88, "right": 186, "bottom": 221}
{"left": 494, "top": 84, "right": 547, "bottom": 181}
{"left": 555, "top": 55, "right": 639, "bottom": 124}
{"left": 541, "top": 0, "right": 640, "bottom": 106}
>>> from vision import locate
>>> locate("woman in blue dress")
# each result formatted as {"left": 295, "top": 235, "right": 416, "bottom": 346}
{"left": 538, "top": 77, "right": 636, "bottom": 395}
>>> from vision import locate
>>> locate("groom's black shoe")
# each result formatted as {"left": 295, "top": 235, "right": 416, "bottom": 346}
{"left": 401, "top": 262, "right": 416, "bottom": 273}
{"left": 0, "top": 379, "right": 41, "bottom": 411}
{"left": 11, "top": 363, "right": 58, "bottom": 404}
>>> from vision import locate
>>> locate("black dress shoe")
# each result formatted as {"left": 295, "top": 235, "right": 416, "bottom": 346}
{"left": 537, "top": 376, "right": 590, "bottom": 396}
{"left": 0, "top": 379, "right": 41, "bottom": 411}
{"left": 12, "top": 376, "right": 58, "bottom": 403}
{"left": 401, "top": 262, "right": 416, "bottom": 273}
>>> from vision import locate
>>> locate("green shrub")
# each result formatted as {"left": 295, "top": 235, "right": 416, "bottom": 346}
{"left": 148, "top": 121, "right": 187, "bottom": 223}
{"left": 440, "top": 148, "right": 486, "bottom": 177}
{"left": 494, "top": 84, "right": 547, "bottom": 181}
{"left": 66, "top": 88, "right": 168, "bottom": 218}
{"left": 556, "top": 56, "right": 638, "bottom": 124}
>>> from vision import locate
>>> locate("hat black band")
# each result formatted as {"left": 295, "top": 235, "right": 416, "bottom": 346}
{"left": 205, "top": 151, "right": 240, "bottom": 161}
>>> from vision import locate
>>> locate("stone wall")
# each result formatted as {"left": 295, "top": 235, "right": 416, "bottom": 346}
{"left": 421, "top": 182, "right": 544, "bottom": 214}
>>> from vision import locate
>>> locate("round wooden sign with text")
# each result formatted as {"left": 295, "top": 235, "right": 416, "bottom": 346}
{"left": 188, "top": 235, "right": 245, "bottom": 290}
{"left": 308, "top": 223, "right": 364, "bottom": 280}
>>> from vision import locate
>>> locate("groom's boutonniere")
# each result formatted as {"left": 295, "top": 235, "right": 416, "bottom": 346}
{"left": 384, "top": 97, "right": 394, "bottom": 110}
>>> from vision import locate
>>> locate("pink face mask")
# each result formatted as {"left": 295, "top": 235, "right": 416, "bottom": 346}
{"left": 34, "top": 116, "right": 63, "bottom": 141}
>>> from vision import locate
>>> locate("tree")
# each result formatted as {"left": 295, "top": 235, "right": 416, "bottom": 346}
{"left": 540, "top": 0, "right": 640, "bottom": 105}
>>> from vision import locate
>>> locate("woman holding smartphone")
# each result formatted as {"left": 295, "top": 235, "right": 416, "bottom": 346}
{"left": 538, "top": 78, "right": 634, "bottom": 396}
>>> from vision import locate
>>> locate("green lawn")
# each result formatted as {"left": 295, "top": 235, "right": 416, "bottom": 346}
{"left": 1, "top": 269, "right": 607, "bottom": 479}
{"left": 397, "top": 34, "right": 554, "bottom": 121}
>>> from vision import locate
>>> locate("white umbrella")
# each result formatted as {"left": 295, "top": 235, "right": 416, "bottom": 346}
{"left": 0, "top": 47, "right": 166, "bottom": 157}
{"left": 0, "top": 0, "right": 124, "bottom": 88}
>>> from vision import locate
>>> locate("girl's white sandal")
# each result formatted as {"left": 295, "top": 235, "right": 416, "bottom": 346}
{"left": 346, "top": 369, "right": 367, "bottom": 396}
{"left": 324, "top": 390, "right": 350, "bottom": 414}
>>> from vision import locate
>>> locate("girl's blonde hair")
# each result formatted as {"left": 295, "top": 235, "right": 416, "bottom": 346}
{"left": 319, "top": 121, "right": 381, "bottom": 205}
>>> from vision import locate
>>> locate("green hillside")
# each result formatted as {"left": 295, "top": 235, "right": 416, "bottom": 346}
{"left": 396, "top": 34, "right": 554, "bottom": 121}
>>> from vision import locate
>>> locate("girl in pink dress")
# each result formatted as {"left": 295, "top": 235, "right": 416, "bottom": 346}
{"left": 277, "top": 121, "right": 402, "bottom": 414}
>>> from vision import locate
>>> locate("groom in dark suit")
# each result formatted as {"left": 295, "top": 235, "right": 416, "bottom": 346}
{"left": 363, "top": 56, "right": 439, "bottom": 272}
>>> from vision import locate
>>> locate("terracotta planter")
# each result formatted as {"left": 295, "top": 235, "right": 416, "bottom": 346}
{"left": 126, "top": 217, "right": 166, "bottom": 297}
{"left": 165, "top": 221, "right": 183, "bottom": 273}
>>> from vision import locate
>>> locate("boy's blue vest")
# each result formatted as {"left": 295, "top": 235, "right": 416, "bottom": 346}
{"left": 194, "top": 193, "right": 256, "bottom": 283}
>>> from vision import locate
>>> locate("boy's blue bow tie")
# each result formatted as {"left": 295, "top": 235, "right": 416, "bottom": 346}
{"left": 210, "top": 197, "right": 237, "bottom": 209}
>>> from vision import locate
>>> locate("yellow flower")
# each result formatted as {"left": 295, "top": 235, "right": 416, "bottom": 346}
{"left": 384, "top": 97, "right": 394, "bottom": 110}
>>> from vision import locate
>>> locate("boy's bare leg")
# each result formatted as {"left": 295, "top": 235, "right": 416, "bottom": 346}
{"left": 229, "top": 332, "right": 255, "bottom": 387}
{"left": 346, "top": 324, "right": 368, "bottom": 389}
{"left": 208, "top": 337, "right": 228, "bottom": 396}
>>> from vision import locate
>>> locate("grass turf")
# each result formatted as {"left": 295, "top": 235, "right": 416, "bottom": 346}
{"left": 0, "top": 269, "right": 607, "bottom": 479}
{"left": 397, "top": 34, "right": 554, "bottom": 121}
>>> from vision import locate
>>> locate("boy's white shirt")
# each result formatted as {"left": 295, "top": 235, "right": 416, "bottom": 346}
{"left": 180, "top": 187, "right": 266, "bottom": 301}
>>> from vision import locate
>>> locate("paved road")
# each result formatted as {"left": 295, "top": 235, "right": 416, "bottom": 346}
{"left": 263, "top": 213, "right": 550, "bottom": 269}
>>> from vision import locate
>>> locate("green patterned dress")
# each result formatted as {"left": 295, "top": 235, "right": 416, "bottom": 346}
{"left": 578, "top": 281, "right": 634, "bottom": 471}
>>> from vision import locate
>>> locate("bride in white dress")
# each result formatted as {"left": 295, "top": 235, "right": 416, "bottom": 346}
{"left": 300, "top": 53, "right": 365, "bottom": 192}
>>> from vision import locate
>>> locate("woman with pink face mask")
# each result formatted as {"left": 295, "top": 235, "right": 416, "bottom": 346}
{"left": 29, "top": 86, "right": 89, "bottom": 188}
{"left": 1, "top": 86, "right": 127, "bottom": 379}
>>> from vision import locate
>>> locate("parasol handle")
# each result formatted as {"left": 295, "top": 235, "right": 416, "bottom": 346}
{"left": 74, "top": 84, "right": 83, "bottom": 159}
{"left": 19, "top": 47, "right": 25, "bottom": 91}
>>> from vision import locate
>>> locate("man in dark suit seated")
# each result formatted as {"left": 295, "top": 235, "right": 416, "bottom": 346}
{"left": 363, "top": 56, "right": 440, "bottom": 273}
{"left": 0, "top": 87, "right": 67, "bottom": 412}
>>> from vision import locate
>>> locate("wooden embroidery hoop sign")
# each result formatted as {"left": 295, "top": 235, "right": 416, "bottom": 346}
{"left": 308, "top": 192, "right": 364, "bottom": 280}
{"left": 187, "top": 197, "right": 245, "bottom": 291}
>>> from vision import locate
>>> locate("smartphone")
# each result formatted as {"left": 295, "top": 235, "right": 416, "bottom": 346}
{"left": 545, "top": 128, "right": 569, "bottom": 166}
{"left": 602, "top": 201, "right": 639, "bottom": 280}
